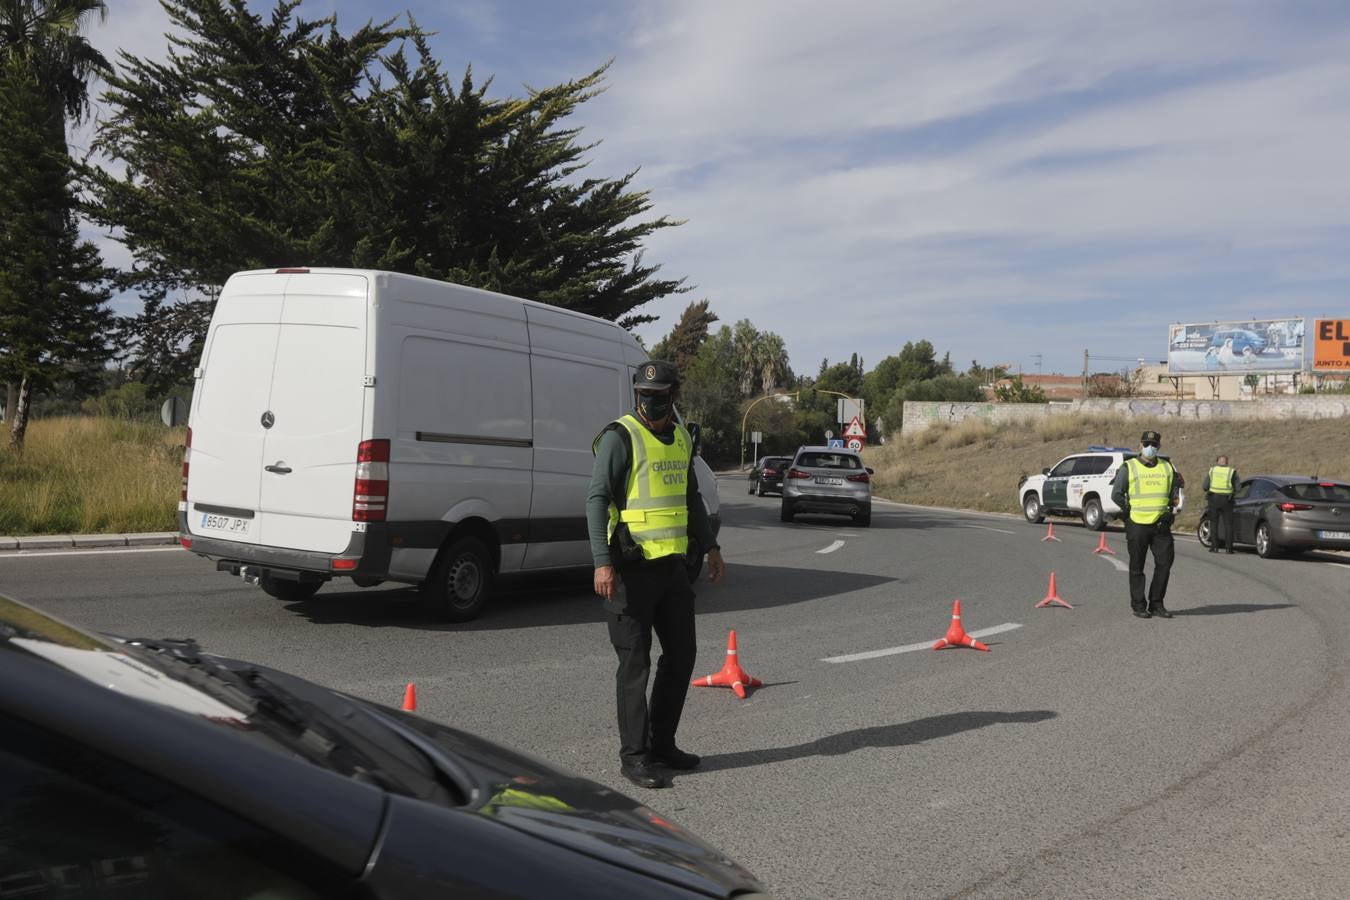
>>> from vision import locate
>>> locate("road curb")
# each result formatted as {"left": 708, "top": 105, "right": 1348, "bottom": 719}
{"left": 0, "top": 532, "right": 178, "bottom": 552}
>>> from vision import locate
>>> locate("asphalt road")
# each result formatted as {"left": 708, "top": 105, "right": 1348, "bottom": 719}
{"left": 4, "top": 478, "right": 1350, "bottom": 899}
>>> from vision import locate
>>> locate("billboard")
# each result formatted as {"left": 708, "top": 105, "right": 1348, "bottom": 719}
{"left": 1312, "top": 319, "right": 1350, "bottom": 372}
{"left": 1167, "top": 318, "right": 1304, "bottom": 375}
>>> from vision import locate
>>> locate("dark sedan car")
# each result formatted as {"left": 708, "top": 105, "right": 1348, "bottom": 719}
{"left": 1198, "top": 475, "right": 1350, "bottom": 558}
{"left": 747, "top": 456, "right": 793, "bottom": 496}
{"left": 0, "top": 595, "right": 771, "bottom": 899}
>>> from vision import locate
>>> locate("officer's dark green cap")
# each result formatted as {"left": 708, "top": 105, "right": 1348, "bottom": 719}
{"left": 634, "top": 360, "right": 680, "bottom": 391}
{"left": 1140, "top": 430, "right": 1162, "bottom": 445}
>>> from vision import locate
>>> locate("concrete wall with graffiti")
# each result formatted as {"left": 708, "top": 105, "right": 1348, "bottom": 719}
{"left": 901, "top": 396, "right": 1350, "bottom": 434}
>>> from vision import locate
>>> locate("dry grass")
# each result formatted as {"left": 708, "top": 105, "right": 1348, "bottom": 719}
{"left": 870, "top": 414, "right": 1350, "bottom": 533}
{"left": 0, "top": 417, "right": 184, "bottom": 535}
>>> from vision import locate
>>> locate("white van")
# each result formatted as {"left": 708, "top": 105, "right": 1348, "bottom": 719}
{"left": 179, "top": 268, "right": 720, "bottom": 621}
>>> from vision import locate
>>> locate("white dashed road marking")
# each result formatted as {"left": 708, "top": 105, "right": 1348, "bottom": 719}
{"left": 1100, "top": 555, "right": 1130, "bottom": 572}
{"left": 817, "top": 540, "right": 846, "bottom": 554}
{"left": 820, "top": 623, "right": 1023, "bottom": 663}
{"left": 961, "top": 524, "right": 1015, "bottom": 534}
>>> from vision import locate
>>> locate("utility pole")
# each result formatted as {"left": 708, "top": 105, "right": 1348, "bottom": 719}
{"left": 1082, "top": 349, "right": 1089, "bottom": 400}
{"left": 1033, "top": 353, "right": 1042, "bottom": 376}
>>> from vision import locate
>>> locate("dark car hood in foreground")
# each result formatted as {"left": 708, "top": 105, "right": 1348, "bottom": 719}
{"left": 357, "top": 696, "right": 764, "bottom": 898}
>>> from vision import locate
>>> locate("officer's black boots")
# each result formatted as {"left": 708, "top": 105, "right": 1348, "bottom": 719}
{"left": 621, "top": 760, "right": 670, "bottom": 789}
{"left": 651, "top": 747, "right": 700, "bottom": 770}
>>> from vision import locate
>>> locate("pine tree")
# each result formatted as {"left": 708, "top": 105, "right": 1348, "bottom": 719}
{"left": 86, "top": 0, "right": 686, "bottom": 387}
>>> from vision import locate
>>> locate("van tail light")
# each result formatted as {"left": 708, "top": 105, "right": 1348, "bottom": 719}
{"left": 353, "top": 439, "right": 390, "bottom": 522}
{"left": 181, "top": 426, "right": 192, "bottom": 502}
{"left": 846, "top": 472, "right": 871, "bottom": 483}
{"left": 1278, "top": 502, "right": 1313, "bottom": 512}
{"left": 787, "top": 468, "right": 812, "bottom": 479}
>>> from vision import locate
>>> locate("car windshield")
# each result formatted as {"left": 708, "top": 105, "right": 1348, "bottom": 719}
{"left": 797, "top": 452, "right": 862, "bottom": 470}
{"left": 1280, "top": 482, "right": 1350, "bottom": 502}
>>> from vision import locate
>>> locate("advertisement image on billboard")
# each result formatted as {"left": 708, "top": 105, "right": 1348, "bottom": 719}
{"left": 1312, "top": 319, "right": 1350, "bottom": 372}
{"left": 1167, "top": 318, "right": 1304, "bottom": 375}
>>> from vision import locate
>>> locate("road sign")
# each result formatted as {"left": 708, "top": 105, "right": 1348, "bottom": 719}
{"left": 843, "top": 415, "right": 866, "bottom": 439}
{"left": 827, "top": 439, "right": 844, "bottom": 449}
{"left": 847, "top": 438, "right": 863, "bottom": 452}
{"left": 751, "top": 431, "right": 763, "bottom": 443}
{"left": 824, "top": 429, "right": 834, "bottom": 439}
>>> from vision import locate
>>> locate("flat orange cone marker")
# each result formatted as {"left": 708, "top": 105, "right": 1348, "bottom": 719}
{"left": 401, "top": 682, "right": 417, "bottom": 711}
{"left": 691, "top": 630, "right": 763, "bottom": 699}
{"left": 1035, "top": 571, "right": 1073, "bottom": 609}
{"left": 932, "top": 599, "right": 991, "bottom": 651}
{"left": 1092, "top": 532, "right": 1115, "bottom": 555}
{"left": 1042, "top": 522, "right": 1062, "bottom": 542}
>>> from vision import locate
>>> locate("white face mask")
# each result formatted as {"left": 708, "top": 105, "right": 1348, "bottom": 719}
{"left": 1141, "top": 445, "right": 1159, "bottom": 460}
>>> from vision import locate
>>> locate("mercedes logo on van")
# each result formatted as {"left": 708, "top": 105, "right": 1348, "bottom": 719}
{"left": 261, "top": 411, "right": 275, "bottom": 429}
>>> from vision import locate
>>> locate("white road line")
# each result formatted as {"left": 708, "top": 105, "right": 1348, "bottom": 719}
{"left": 817, "top": 540, "right": 846, "bottom": 554}
{"left": 0, "top": 546, "right": 184, "bottom": 560}
{"left": 820, "top": 623, "right": 1023, "bottom": 664}
{"left": 1100, "top": 555, "right": 1130, "bottom": 572}
{"left": 961, "top": 524, "right": 1015, "bottom": 535}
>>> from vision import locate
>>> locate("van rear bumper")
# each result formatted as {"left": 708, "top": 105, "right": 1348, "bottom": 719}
{"left": 179, "top": 511, "right": 391, "bottom": 578}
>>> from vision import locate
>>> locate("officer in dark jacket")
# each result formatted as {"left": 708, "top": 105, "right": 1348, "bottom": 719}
{"left": 1202, "top": 454, "right": 1239, "bottom": 553}
{"left": 1110, "top": 430, "right": 1182, "bottom": 619}
{"left": 587, "top": 360, "right": 725, "bottom": 790}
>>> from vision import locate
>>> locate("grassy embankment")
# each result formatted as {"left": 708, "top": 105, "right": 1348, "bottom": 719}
{"left": 3, "top": 413, "right": 1348, "bottom": 536}
{"left": 867, "top": 413, "right": 1350, "bottom": 535}
{"left": 0, "top": 417, "right": 185, "bottom": 535}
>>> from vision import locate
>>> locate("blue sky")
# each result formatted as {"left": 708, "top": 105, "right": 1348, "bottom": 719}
{"left": 81, "top": 1, "right": 1350, "bottom": 377}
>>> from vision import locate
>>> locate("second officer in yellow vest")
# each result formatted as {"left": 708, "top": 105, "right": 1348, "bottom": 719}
{"left": 587, "top": 360, "right": 725, "bottom": 790}
{"left": 1110, "top": 430, "right": 1183, "bottom": 619}
{"left": 1202, "top": 455, "right": 1239, "bottom": 553}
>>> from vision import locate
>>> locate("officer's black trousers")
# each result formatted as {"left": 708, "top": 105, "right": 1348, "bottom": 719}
{"left": 1125, "top": 519, "right": 1174, "bottom": 612}
{"left": 1208, "top": 494, "right": 1235, "bottom": 550}
{"left": 605, "top": 557, "right": 697, "bottom": 766}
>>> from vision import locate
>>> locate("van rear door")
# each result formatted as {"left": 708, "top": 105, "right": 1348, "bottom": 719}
{"left": 185, "top": 275, "right": 284, "bottom": 546}
{"left": 256, "top": 273, "right": 369, "bottom": 553}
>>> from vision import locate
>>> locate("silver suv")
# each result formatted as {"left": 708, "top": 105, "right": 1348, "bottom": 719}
{"left": 781, "top": 446, "right": 873, "bottom": 526}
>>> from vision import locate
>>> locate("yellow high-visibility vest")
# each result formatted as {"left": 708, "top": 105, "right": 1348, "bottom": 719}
{"left": 1125, "top": 457, "right": 1175, "bottom": 525}
{"left": 1208, "top": 465, "right": 1235, "bottom": 494}
{"left": 596, "top": 415, "right": 691, "bottom": 560}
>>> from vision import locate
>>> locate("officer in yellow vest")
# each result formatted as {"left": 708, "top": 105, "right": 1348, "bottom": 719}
{"left": 587, "top": 360, "right": 725, "bottom": 790}
{"left": 1110, "top": 430, "right": 1183, "bottom": 619}
{"left": 1202, "top": 454, "right": 1239, "bottom": 554}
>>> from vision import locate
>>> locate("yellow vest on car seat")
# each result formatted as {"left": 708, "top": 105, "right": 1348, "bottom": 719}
{"left": 1208, "top": 465, "right": 1235, "bottom": 494}
{"left": 1125, "top": 457, "right": 1175, "bottom": 525}
{"left": 595, "top": 414, "right": 691, "bottom": 560}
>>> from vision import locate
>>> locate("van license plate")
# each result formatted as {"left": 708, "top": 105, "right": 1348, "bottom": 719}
{"left": 816, "top": 477, "right": 843, "bottom": 486}
{"left": 200, "top": 512, "right": 252, "bottom": 536}
{"left": 1317, "top": 530, "right": 1350, "bottom": 540}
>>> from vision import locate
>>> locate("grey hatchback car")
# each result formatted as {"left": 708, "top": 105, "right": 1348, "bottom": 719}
{"left": 1198, "top": 475, "right": 1350, "bottom": 558}
{"left": 781, "top": 446, "right": 873, "bottom": 526}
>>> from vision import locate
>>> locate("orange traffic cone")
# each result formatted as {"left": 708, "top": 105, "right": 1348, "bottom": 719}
{"left": 932, "top": 599, "right": 991, "bottom": 651}
{"left": 1092, "top": 532, "right": 1115, "bottom": 555}
{"left": 1035, "top": 571, "right": 1073, "bottom": 608}
{"left": 401, "top": 682, "right": 417, "bottom": 711}
{"left": 691, "top": 630, "right": 763, "bottom": 699}
{"left": 1042, "top": 522, "right": 1062, "bottom": 542}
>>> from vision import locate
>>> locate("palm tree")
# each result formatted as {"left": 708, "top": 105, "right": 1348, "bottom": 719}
{"left": 0, "top": 0, "right": 108, "bottom": 143}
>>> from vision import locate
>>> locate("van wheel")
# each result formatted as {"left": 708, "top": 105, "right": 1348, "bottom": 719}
{"left": 1081, "top": 498, "right": 1104, "bottom": 531}
{"left": 421, "top": 537, "right": 493, "bottom": 622}
{"left": 684, "top": 536, "right": 705, "bottom": 583}
{"left": 1023, "top": 493, "right": 1044, "bottom": 524}
{"left": 259, "top": 574, "right": 322, "bottom": 603}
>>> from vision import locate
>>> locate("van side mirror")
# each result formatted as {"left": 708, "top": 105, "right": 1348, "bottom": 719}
{"left": 687, "top": 422, "right": 702, "bottom": 454}
{"left": 1042, "top": 467, "right": 1051, "bottom": 475}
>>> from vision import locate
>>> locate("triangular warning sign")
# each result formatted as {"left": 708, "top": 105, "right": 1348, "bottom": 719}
{"left": 844, "top": 415, "right": 866, "bottom": 438}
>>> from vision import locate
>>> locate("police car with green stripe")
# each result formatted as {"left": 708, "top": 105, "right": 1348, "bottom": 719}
{"left": 1017, "top": 446, "right": 1183, "bottom": 531}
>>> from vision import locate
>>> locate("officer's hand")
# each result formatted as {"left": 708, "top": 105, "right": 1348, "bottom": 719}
{"left": 706, "top": 548, "right": 726, "bottom": 585}
{"left": 594, "top": 565, "right": 617, "bottom": 601}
